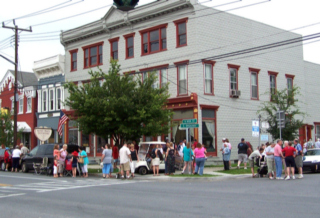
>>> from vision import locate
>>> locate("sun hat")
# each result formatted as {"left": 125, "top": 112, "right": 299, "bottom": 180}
{"left": 72, "top": 151, "right": 78, "bottom": 157}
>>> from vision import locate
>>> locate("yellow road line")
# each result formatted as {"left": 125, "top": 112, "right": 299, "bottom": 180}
{"left": 0, "top": 184, "right": 12, "bottom": 187}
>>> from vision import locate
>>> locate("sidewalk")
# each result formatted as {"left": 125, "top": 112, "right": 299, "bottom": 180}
{"left": 88, "top": 165, "right": 251, "bottom": 181}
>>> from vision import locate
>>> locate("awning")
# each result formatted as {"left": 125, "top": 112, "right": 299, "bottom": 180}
{"left": 11, "top": 121, "right": 32, "bottom": 133}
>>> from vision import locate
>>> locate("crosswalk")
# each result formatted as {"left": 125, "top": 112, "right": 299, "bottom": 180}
{"left": 0, "top": 178, "right": 144, "bottom": 198}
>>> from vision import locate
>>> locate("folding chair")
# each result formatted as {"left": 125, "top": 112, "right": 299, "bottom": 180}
{"left": 64, "top": 158, "right": 73, "bottom": 177}
{"left": 33, "top": 162, "right": 41, "bottom": 175}
{"left": 40, "top": 157, "right": 49, "bottom": 175}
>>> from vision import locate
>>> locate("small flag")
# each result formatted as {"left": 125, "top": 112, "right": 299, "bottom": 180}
{"left": 58, "top": 110, "right": 69, "bottom": 137}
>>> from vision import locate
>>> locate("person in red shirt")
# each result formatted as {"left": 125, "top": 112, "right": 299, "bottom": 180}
{"left": 282, "top": 141, "right": 297, "bottom": 180}
{"left": 4, "top": 148, "right": 10, "bottom": 171}
{"left": 112, "top": 144, "right": 119, "bottom": 169}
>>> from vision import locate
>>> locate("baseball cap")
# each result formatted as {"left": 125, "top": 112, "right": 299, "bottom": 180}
{"left": 222, "top": 138, "right": 226, "bottom": 141}
{"left": 241, "top": 138, "right": 245, "bottom": 141}
{"left": 72, "top": 151, "right": 78, "bottom": 156}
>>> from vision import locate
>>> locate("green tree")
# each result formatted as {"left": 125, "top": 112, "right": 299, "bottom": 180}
{"left": 258, "top": 86, "right": 306, "bottom": 141}
{"left": 64, "top": 60, "right": 173, "bottom": 146}
{"left": 0, "top": 110, "right": 24, "bottom": 148}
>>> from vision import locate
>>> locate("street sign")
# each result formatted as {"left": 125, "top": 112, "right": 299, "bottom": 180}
{"left": 261, "top": 121, "right": 269, "bottom": 129}
{"left": 260, "top": 134, "right": 269, "bottom": 141}
{"left": 182, "top": 119, "right": 197, "bottom": 124}
{"left": 180, "top": 123, "right": 199, "bottom": 128}
{"left": 276, "top": 110, "right": 285, "bottom": 121}
{"left": 277, "top": 120, "right": 285, "bottom": 128}
{"left": 252, "top": 120, "right": 259, "bottom": 137}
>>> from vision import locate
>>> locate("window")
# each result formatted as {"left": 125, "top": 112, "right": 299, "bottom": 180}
{"left": 268, "top": 71, "right": 278, "bottom": 101}
{"left": 49, "top": 89, "right": 54, "bottom": 111}
{"left": 11, "top": 98, "right": 14, "bottom": 112}
{"left": 26, "top": 97, "right": 31, "bottom": 112}
{"left": 56, "top": 88, "right": 62, "bottom": 110}
{"left": 82, "top": 42, "right": 104, "bottom": 68}
{"left": 42, "top": 90, "right": 47, "bottom": 112}
{"left": 124, "top": 33, "right": 135, "bottom": 59}
{"left": 200, "top": 105, "right": 219, "bottom": 154}
{"left": 69, "top": 49, "right": 78, "bottom": 71}
{"left": 228, "top": 64, "right": 240, "bottom": 92}
{"left": 139, "top": 24, "right": 167, "bottom": 55}
{"left": 109, "top": 37, "right": 119, "bottom": 60}
{"left": 315, "top": 123, "right": 320, "bottom": 140}
{"left": 203, "top": 61, "right": 215, "bottom": 95}
{"left": 249, "top": 68, "right": 260, "bottom": 100}
{"left": 160, "top": 69, "right": 167, "bottom": 88}
{"left": 19, "top": 98, "right": 23, "bottom": 114}
{"left": 286, "top": 74, "right": 295, "bottom": 96}
{"left": 174, "top": 61, "right": 189, "bottom": 96}
{"left": 173, "top": 18, "right": 188, "bottom": 47}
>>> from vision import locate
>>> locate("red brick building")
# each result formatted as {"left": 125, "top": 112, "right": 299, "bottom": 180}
{"left": 0, "top": 70, "right": 38, "bottom": 149}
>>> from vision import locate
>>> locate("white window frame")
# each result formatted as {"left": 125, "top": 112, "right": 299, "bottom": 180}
{"left": 230, "top": 68, "right": 237, "bottom": 90}
{"left": 56, "top": 88, "right": 63, "bottom": 110}
{"left": 251, "top": 72, "right": 258, "bottom": 99}
{"left": 204, "top": 64, "right": 213, "bottom": 94}
{"left": 160, "top": 68, "right": 167, "bottom": 88}
{"left": 178, "top": 65, "right": 187, "bottom": 95}
{"left": 18, "top": 97, "right": 23, "bottom": 114}
{"left": 26, "top": 97, "right": 32, "bottom": 113}
{"left": 287, "top": 78, "right": 293, "bottom": 95}
{"left": 49, "top": 88, "right": 55, "bottom": 111}
{"left": 42, "top": 89, "right": 48, "bottom": 112}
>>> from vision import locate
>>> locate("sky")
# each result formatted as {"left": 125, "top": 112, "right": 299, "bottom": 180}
{"left": 0, "top": 0, "right": 319, "bottom": 78}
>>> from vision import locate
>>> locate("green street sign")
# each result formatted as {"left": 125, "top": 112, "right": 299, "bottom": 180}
{"left": 182, "top": 119, "right": 197, "bottom": 124}
{"left": 180, "top": 123, "right": 199, "bottom": 128}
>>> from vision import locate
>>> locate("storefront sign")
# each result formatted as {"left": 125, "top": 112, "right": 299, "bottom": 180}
{"left": 34, "top": 127, "right": 52, "bottom": 142}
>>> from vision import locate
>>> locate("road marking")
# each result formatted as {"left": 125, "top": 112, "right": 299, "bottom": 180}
{"left": 0, "top": 184, "right": 12, "bottom": 187}
{"left": 0, "top": 193, "right": 25, "bottom": 198}
{"left": 0, "top": 174, "right": 58, "bottom": 181}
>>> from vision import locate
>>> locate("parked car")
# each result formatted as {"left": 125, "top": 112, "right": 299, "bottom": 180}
{"left": 0, "top": 148, "right": 12, "bottom": 171}
{"left": 303, "top": 148, "right": 320, "bottom": 173}
{"left": 21, "top": 143, "right": 79, "bottom": 174}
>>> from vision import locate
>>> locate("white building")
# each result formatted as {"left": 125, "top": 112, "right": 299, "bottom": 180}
{"left": 60, "top": 0, "right": 320, "bottom": 159}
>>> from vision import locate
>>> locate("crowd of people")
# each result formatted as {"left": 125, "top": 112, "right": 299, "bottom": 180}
{"left": 223, "top": 137, "right": 318, "bottom": 180}
{"left": 3, "top": 143, "right": 29, "bottom": 172}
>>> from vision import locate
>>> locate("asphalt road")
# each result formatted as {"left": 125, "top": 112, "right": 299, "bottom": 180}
{"left": 0, "top": 171, "right": 319, "bottom": 218}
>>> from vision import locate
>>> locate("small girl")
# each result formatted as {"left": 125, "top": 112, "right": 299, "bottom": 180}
{"left": 71, "top": 151, "right": 78, "bottom": 178}
{"left": 53, "top": 155, "right": 58, "bottom": 178}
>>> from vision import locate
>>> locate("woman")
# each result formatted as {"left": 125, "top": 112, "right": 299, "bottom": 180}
{"left": 11, "top": 145, "right": 21, "bottom": 172}
{"left": 194, "top": 143, "right": 206, "bottom": 175}
{"left": 4, "top": 147, "right": 10, "bottom": 171}
{"left": 59, "top": 144, "right": 68, "bottom": 177}
{"left": 152, "top": 145, "right": 160, "bottom": 176}
{"left": 71, "top": 151, "right": 78, "bottom": 178}
{"left": 78, "top": 147, "right": 89, "bottom": 178}
{"left": 182, "top": 142, "right": 193, "bottom": 174}
{"left": 130, "top": 144, "right": 139, "bottom": 178}
{"left": 191, "top": 144, "right": 196, "bottom": 174}
{"left": 282, "top": 141, "right": 297, "bottom": 180}
{"left": 166, "top": 142, "right": 175, "bottom": 175}
{"left": 53, "top": 144, "right": 61, "bottom": 174}
{"left": 225, "top": 138, "right": 232, "bottom": 168}
{"left": 101, "top": 144, "right": 112, "bottom": 178}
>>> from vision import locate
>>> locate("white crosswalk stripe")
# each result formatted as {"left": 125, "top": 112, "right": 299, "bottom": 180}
{"left": 0, "top": 179, "right": 145, "bottom": 193}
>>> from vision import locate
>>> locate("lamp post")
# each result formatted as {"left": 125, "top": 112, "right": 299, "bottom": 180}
{"left": 113, "top": 0, "right": 139, "bottom": 11}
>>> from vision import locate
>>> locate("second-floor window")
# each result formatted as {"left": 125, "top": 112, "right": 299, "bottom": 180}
{"left": 27, "top": 97, "right": 31, "bottom": 112}
{"left": 230, "top": 68, "right": 237, "bottom": 90}
{"left": 70, "top": 49, "right": 78, "bottom": 71}
{"left": 178, "top": 65, "right": 187, "bottom": 95}
{"left": 270, "top": 75, "right": 276, "bottom": 95}
{"left": 251, "top": 72, "right": 258, "bottom": 99}
{"left": 140, "top": 24, "right": 167, "bottom": 55}
{"left": 287, "top": 77, "right": 293, "bottom": 95}
{"left": 49, "top": 89, "right": 54, "bottom": 111}
{"left": 124, "top": 33, "right": 135, "bottom": 59}
{"left": 56, "top": 88, "right": 62, "bottom": 110}
{"left": 160, "top": 69, "right": 167, "bottom": 88}
{"left": 83, "top": 42, "right": 103, "bottom": 68}
{"left": 174, "top": 18, "right": 188, "bottom": 47}
{"left": 204, "top": 64, "right": 213, "bottom": 94}
{"left": 42, "top": 90, "right": 47, "bottom": 112}
{"left": 19, "top": 98, "right": 23, "bottom": 114}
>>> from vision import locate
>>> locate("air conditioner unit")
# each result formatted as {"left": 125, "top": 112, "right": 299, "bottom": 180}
{"left": 230, "top": 90, "right": 241, "bottom": 98}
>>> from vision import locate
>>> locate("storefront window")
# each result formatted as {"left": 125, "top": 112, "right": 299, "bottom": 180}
{"left": 48, "top": 130, "right": 55, "bottom": 143}
{"left": 172, "top": 109, "right": 194, "bottom": 144}
{"left": 97, "top": 136, "right": 107, "bottom": 155}
{"left": 82, "top": 133, "right": 89, "bottom": 147}
{"left": 69, "top": 129, "right": 78, "bottom": 144}
{"left": 202, "top": 109, "right": 216, "bottom": 153}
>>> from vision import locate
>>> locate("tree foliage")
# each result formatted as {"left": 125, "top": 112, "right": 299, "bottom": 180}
{"left": 258, "top": 86, "right": 306, "bottom": 141}
{"left": 0, "top": 110, "right": 23, "bottom": 147}
{"left": 64, "top": 60, "right": 173, "bottom": 146}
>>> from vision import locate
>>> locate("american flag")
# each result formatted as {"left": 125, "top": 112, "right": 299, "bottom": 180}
{"left": 58, "top": 110, "right": 69, "bottom": 137}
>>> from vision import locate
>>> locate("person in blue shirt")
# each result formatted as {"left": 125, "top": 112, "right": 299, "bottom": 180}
{"left": 78, "top": 147, "right": 89, "bottom": 178}
{"left": 222, "top": 143, "right": 231, "bottom": 170}
{"left": 293, "top": 139, "right": 303, "bottom": 179}
{"left": 181, "top": 142, "right": 194, "bottom": 174}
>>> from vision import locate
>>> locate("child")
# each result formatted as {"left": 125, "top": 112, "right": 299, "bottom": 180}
{"left": 222, "top": 143, "right": 231, "bottom": 170}
{"left": 53, "top": 155, "right": 58, "bottom": 178}
{"left": 248, "top": 148, "right": 264, "bottom": 178}
{"left": 71, "top": 151, "right": 78, "bottom": 178}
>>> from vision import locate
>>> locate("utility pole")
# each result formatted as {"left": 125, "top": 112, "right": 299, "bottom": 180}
{"left": 2, "top": 20, "right": 32, "bottom": 147}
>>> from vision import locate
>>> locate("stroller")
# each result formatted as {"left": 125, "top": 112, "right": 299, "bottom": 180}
{"left": 64, "top": 157, "right": 73, "bottom": 177}
{"left": 256, "top": 155, "right": 268, "bottom": 178}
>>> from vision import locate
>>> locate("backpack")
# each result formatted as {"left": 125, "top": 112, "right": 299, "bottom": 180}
{"left": 151, "top": 149, "right": 156, "bottom": 159}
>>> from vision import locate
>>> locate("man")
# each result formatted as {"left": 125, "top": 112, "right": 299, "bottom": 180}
{"left": 237, "top": 138, "right": 248, "bottom": 169}
{"left": 20, "top": 143, "right": 29, "bottom": 168}
{"left": 315, "top": 138, "right": 320, "bottom": 149}
{"left": 178, "top": 141, "right": 184, "bottom": 158}
{"left": 248, "top": 148, "right": 264, "bottom": 178}
{"left": 265, "top": 143, "right": 276, "bottom": 179}
{"left": 293, "top": 139, "right": 304, "bottom": 179}
{"left": 119, "top": 142, "right": 132, "bottom": 179}
{"left": 274, "top": 139, "right": 285, "bottom": 180}
{"left": 307, "top": 138, "right": 314, "bottom": 149}
{"left": 112, "top": 144, "right": 119, "bottom": 169}
{"left": 220, "top": 138, "right": 226, "bottom": 152}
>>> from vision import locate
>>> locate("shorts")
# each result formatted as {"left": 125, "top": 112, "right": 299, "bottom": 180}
{"left": 152, "top": 158, "right": 160, "bottom": 166}
{"left": 81, "top": 164, "right": 88, "bottom": 173}
{"left": 53, "top": 166, "right": 57, "bottom": 174}
{"left": 285, "top": 156, "right": 295, "bottom": 168}
{"left": 294, "top": 155, "right": 303, "bottom": 168}
{"left": 120, "top": 162, "right": 130, "bottom": 172}
{"left": 12, "top": 157, "right": 20, "bottom": 169}
{"left": 238, "top": 154, "right": 248, "bottom": 163}
{"left": 130, "top": 161, "right": 137, "bottom": 173}
{"left": 248, "top": 159, "right": 255, "bottom": 168}
{"left": 72, "top": 163, "right": 77, "bottom": 168}
{"left": 267, "top": 158, "right": 275, "bottom": 174}
{"left": 113, "top": 159, "right": 119, "bottom": 164}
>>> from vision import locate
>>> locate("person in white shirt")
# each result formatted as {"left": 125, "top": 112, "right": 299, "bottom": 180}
{"left": 265, "top": 143, "right": 276, "bottom": 179}
{"left": 12, "top": 145, "right": 21, "bottom": 172}
{"left": 119, "top": 143, "right": 132, "bottom": 179}
{"left": 315, "top": 138, "right": 320, "bottom": 149}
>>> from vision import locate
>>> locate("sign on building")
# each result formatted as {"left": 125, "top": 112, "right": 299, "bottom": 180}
{"left": 252, "top": 121, "right": 259, "bottom": 137}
